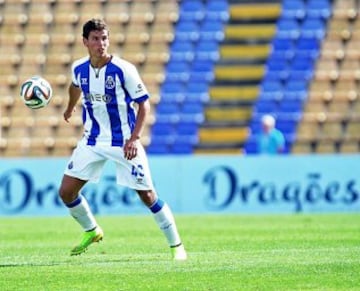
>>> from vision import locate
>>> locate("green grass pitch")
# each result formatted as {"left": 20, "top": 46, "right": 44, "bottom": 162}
{"left": 0, "top": 214, "right": 359, "bottom": 290}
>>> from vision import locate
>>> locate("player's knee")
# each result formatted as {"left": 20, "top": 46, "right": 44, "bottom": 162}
{"left": 137, "top": 190, "right": 156, "bottom": 207}
{"left": 59, "top": 185, "right": 76, "bottom": 204}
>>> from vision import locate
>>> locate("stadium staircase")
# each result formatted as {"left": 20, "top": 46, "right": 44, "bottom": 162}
{"left": 195, "top": 1, "right": 281, "bottom": 154}
{"left": 149, "top": 0, "right": 281, "bottom": 154}
{"left": 244, "top": 0, "right": 332, "bottom": 154}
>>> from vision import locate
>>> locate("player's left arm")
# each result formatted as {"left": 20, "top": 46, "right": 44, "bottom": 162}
{"left": 123, "top": 62, "right": 151, "bottom": 159}
{"left": 123, "top": 99, "right": 150, "bottom": 160}
{"left": 132, "top": 99, "right": 150, "bottom": 141}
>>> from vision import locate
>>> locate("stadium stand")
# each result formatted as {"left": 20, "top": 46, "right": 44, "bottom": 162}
{"left": 195, "top": 1, "right": 281, "bottom": 154}
{"left": 0, "top": 0, "right": 359, "bottom": 157}
{"left": 0, "top": 0, "right": 179, "bottom": 157}
{"left": 244, "top": 0, "right": 331, "bottom": 154}
{"left": 291, "top": 0, "right": 360, "bottom": 154}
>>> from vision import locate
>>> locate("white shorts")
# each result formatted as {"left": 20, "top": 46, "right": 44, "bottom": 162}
{"left": 64, "top": 140, "right": 154, "bottom": 190}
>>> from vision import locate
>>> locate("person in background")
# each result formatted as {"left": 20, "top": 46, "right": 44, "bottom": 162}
{"left": 58, "top": 18, "right": 187, "bottom": 260}
{"left": 257, "top": 114, "right": 285, "bottom": 154}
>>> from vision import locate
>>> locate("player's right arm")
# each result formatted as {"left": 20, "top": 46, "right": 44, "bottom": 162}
{"left": 63, "top": 83, "right": 81, "bottom": 123}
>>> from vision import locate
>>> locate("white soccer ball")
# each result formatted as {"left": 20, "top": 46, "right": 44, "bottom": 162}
{"left": 20, "top": 76, "right": 53, "bottom": 109}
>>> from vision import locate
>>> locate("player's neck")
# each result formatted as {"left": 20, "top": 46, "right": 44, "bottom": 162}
{"left": 90, "top": 54, "right": 111, "bottom": 68}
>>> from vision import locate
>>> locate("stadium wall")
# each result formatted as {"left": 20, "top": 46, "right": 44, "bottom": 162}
{"left": 0, "top": 154, "right": 359, "bottom": 216}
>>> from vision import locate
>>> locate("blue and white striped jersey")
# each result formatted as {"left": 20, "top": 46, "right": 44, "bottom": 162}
{"left": 71, "top": 55, "right": 149, "bottom": 147}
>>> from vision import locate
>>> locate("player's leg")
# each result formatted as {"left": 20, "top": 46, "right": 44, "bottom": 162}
{"left": 59, "top": 175, "right": 103, "bottom": 255}
{"left": 60, "top": 143, "right": 105, "bottom": 255}
{"left": 112, "top": 143, "right": 187, "bottom": 260}
{"left": 137, "top": 189, "right": 187, "bottom": 261}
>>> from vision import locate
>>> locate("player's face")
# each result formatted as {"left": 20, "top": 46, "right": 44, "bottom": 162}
{"left": 83, "top": 29, "right": 109, "bottom": 58}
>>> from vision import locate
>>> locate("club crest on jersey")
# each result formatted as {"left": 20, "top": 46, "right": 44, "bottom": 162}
{"left": 105, "top": 76, "right": 115, "bottom": 89}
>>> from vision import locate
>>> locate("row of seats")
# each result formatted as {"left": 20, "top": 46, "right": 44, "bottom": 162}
{"left": 244, "top": 0, "right": 332, "bottom": 154}
{"left": 289, "top": 0, "right": 360, "bottom": 153}
{"left": 0, "top": 0, "right": 180, "bottom": 156}
{"left": 148, "top": 0, "right": 229, "bottom": 154}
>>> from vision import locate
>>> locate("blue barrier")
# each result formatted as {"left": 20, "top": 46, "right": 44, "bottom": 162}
{"left": 0, "top": 154, "right": 359, "bottom": 216}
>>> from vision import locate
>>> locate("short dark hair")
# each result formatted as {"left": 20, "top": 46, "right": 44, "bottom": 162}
{"left": 82, "top": 18, "right": 108, "bottom": 39}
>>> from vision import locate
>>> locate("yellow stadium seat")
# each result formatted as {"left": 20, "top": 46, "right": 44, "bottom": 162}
{"left": 210, "top": 86, "right": 259, "bottom": 102}
{"left": 220, "top": 44, "right": 270, "bottom": 60}
{"left": 316, "top": 141, "right": 336, "bottom": 153}
{"left": 199, "top": 127, "right": 249, "bottom": 143}
{"left": 291, "top": 141, "right": 313, "bottom": 154}
{"left": 229, "top": 4, "right": 281, "bottom": 20}
{"left": 205, "top": 107, "right": 252, "bottom": 123}
{"left": 339, "top": 141, "right": 359, "bottom": 153}
{"left": 214, "top": 65, "right": 264, "bottom": 81}
{"left": 225, "top": 24, "right": 276, "bottom": 40}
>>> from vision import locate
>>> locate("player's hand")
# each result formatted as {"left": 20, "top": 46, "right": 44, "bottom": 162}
{"left": 63, "top": 107, "right": 76, "bottom": 123}
{"left": 124, "top": 138, "right": 138, "bottom": 160}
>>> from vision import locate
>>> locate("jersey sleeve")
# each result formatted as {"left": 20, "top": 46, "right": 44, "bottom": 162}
{"left": 124, "top": 63, "right": 149, "bottom": 102}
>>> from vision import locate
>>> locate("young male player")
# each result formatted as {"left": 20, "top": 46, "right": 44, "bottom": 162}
{"left": 59, "top": 18, "right": 187, "bottom": 260}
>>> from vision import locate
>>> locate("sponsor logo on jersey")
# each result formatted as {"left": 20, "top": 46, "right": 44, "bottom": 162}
{"left": 84, "top": 93, "right": 112, "bottom": 103}
{"left": 135, "top": 83, "right": 143, "bottom": 94}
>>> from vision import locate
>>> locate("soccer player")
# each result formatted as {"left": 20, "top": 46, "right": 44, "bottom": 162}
{"left": 59, "top": 18, "right": 187, "bottom": 260}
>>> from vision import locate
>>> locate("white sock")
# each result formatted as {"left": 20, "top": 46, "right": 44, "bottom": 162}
{"left": 151, "top": 200, "right": 182, "bottom": 247}
{"left": 67, "top": 195, "right": 98, "bottom": 231}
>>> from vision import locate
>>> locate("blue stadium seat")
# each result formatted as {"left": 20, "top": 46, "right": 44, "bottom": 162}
{"left": 248, "top": 119, "right": 262, "bottom": 136}
{"left": 205, "top": 0, "right": 229, "bottom": 22}
{"left": 253, "top": 99, "right": 279, "bottom": 115}
{"left": 264, "top": 56, "right": 289, "bottom": 81}
{"left": 170, "top": 40, "right": 195, "bottom": 62}
{"left": 180, "top": 102, "right": 204, "bottom": 124}
{"left": 281, "top": 0, "right": 306, "bottom": 20}
{"left": 185, "top": 81, "right": 210, "bottom": 103}
{"left": 243, "top": 136, "right": 258, "bottom": 154}
{"left": 301, "top": 17, "right": 326, "bottom": 39}
{"left": 165, "top": 61, "right": 190, "bottom": 82}
{"left": 199, "top": 19, "right": 225, "bottom": 41}
{"left": 289, "top": 56, "right": 314, "bottom": 80}
{"left": 147, "top": 142, "right": 170, "bottom": 155}
{"left": 171, "top": 141, "right": 194, "bottom": 154}
{"left": 175, "top": 20, "right": 200, "bottom": 42}
{"left": 270, "top": 38, "right": 295, "bottom": 59}
{"left": 275, "top": 115, "right": 299, "bottom": 134}
{"left": 306, "top": 0, "right": 331, "bottom": 19}
{"left": 156, "top": 103, "right": 179, "bottom": 116}
{"left": 195, "top": 40, "right": 220, "bottom": 61}
{"left": 188, "top": 60, "right": 214, "bottom": 83}
{"left": 278, "top": 99, "right": 303, "bottom": 113}
{"left": 276, "top": 18, "right": 300, "bottom": 39}
{"left": 181, "top": 102, "right": 204, "bottom": 114}
{"left": 177, "top": 122, "right": 199, "bottom": 136}
{"left": 179, "top": 0, "right": 205, "bottom": 22}
{"left": 260, "top": 80, "right": 284, "bottom": 100}
{"left": 160, "top": 82, "right": 186, "bottom": 103}
{"left": 295, "top": 36, "right": 320, "bottom": 59}
{"left": 151, "top": 123, "right": 175, "bottom": 137}
{"left": 284, "top": 79, "right": 308, "bottom": 100}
